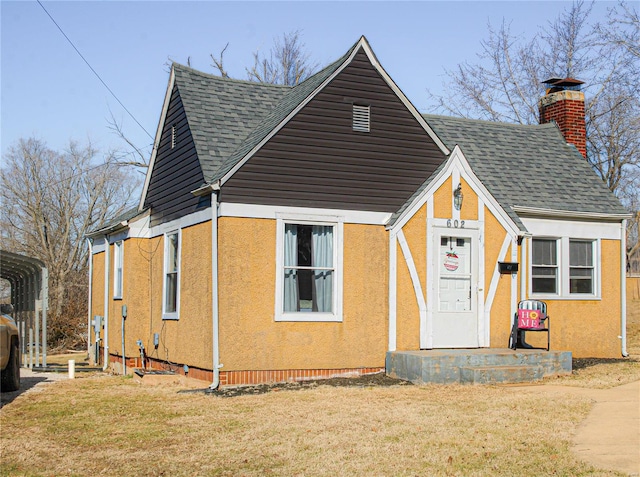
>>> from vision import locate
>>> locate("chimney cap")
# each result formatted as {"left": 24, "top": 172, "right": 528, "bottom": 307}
{"left": 542, "top": 77, "right": 584, "bottom": 92}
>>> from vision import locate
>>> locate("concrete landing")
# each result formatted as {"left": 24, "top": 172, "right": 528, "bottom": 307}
{"left": 386, "top": 348, "right": 572, "bottom": 385}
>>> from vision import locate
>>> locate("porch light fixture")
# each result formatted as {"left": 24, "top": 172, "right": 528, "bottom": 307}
{"left": 453, "top": 183, "right": 464, "bottom": 211}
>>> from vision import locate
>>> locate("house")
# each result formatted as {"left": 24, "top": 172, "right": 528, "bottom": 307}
{"left": 87, "top": 37, "right": 630, "bottom": 387}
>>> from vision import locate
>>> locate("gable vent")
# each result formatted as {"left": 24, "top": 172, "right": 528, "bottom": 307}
{"left": 352, "top": 104, "right": 370, "bottom": 132}
{"left": 171, "top": 124, "right": 177, "bottom": 149}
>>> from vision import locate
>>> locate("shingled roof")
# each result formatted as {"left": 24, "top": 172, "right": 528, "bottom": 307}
{"left": 420, "top": 114, "right": 628, "bottom": 229}
{"left": 172, "top": 39, "right": 360, "bottom": 185}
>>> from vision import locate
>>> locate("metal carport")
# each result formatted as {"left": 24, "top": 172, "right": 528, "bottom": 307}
{"left": 0, "top": 250, "right": 49, "bottom": 367}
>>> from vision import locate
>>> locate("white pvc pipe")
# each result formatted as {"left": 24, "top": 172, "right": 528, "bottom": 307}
{"left": 103, "top": 238, "right": 110, "bottom": 371}
{"left": 87, "top": 239, "right": 93, "bottom": 363}
{"left": 210, "top": 193, "right": 221, "bottom": 389}
{"left": 621, "top": 219, "right": 628, "bottom": 357}
{"left": 68, "top": 359, "right": 75, "bottom": 379}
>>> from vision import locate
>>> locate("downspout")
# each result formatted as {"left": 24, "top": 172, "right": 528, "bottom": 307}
{"left": 209, "top": 191, "right": 221, "bottom": 389}
{"left": 621, "top": 219, "right": 628, "bottom": 357}
{"left": 103, "top": 236, "right": 110, "bottom": 371}
{"left": 87, "top": 239, "right": 93, "bottom": 362}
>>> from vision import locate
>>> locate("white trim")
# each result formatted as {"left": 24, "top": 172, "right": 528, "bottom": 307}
{"left": 388, "top": 231, "right": 397, "bottom": 351}
{"left": 219, "top": 202, "right": 391, "bottom": 225}
{"left": 139, "top": 67, "right": 176, "bottom": 211}
{"left": 452, "top": 169, "right": 461, "bottom": 223}
{"left": 220, "top": 37, "right": 449, "bottom": 187}
{"left": 513, "top": 205, "right": 631, "bottom": 221}
{"left": 430, "top": 226, "right": 481, "bottom": 348}
{"left": 390, "top": 146, "right": 520, "bottom": 238}
{"left": 477, "top": 200, "right": 487, "bottom": 347}
{"left": 486, "top": 233, "right": 512, "bottom": 316}
{"left": 425, "top": 198, "right": 434, "bottom": 348}
{"left": 529, "top": 236, "right": 602, "bottom": 300}
{"left": 274, "top": 215, "right": 344, "bottom": 322}
{"left": 162, "top": 229, "right": 181, "bottom": 320}
{"left": 113, "top": 240, "right": 124, "bottom": 300}
{"left": 91, "top": 236, "right": 106, "bottom": 254}
{"left": 124, "top": 209, "right": 211, "bottom": 239}
{"left": 358, "top": 39, "right": 449, "bottom": 155}
{"left": 521, "top": 217, "right": 621, "bottom": 240}
{"left": 510, "top": 235, "right": 518, "bottom": 336}
{"left": 397, "top": 230, "right": 427, "bottom": 346}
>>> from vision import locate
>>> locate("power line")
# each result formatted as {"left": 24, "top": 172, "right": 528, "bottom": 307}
{"left": 36, "top": 0, "right": 154, "bottom": 140}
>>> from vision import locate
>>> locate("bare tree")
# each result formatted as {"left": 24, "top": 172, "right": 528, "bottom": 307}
{"left": 210, "top": 30, "right": 317, "bottom": 86}
{"left": 0, "top": 138, "right": 139, "bottom": 349}
{"left": 246, "top": 30, "right": 318, "bottom": 85}
{"left": 428, "top": 1, "right": 639, "bottom": 259}
{"left": 211, "top": 42, "right": 230, "bottom": 78}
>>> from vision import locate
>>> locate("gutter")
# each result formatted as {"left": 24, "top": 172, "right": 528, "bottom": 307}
{"left": 87, "top": 238, "right": 93, "bottom": 362}
{"left": 621, "top": 219, "right": 628, "bottom": 357}
{"left": 103, "top": 236, "right": 110, "bottom": 371}
{"left": 209, "top": 192, "right": 222, "bottom": 389}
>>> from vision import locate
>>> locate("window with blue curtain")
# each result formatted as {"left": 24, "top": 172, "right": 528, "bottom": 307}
{"left": 283, "top": 224, "right": 334, "bottom": 313}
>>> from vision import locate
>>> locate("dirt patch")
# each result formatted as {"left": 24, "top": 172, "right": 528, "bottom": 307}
{"left": 199, "top": 372, "right": 412, "bottom": 398}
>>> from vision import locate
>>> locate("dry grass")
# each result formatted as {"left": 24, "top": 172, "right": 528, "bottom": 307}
{"left": 0, "top": 375, "right": 621, "bottom": 477}
{"left": 543, "top": 298, "right": 640, "bottom": 389}
{"left": 2, "top": 301, "right": 638, "bottom": 476}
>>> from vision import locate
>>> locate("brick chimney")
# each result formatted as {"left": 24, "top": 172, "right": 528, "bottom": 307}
{"left": 538, "top": 78, "right": 586, "bottom": 158}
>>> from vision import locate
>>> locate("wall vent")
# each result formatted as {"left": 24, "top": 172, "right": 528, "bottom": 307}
{"left": 352, "top": 104, "right": 370, "bottom": 132}
{"left": 171, "top": 124, "right": 177, "bottom": 149}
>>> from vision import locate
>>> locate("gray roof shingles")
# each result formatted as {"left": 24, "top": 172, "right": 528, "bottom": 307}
{"left": 415, "top": 114, "right": 627, "bottom": 229}
{"left": 169, "top": 42, "right": 626, "bottom": 231}
{"left": 173, "top": 39, "right": 359, "bottom": 185}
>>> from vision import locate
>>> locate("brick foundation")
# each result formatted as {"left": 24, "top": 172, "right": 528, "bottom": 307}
{"left": 107, "top": 352, "right": 384, "bottom": 387}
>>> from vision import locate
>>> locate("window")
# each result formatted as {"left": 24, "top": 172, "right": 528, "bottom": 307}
{"left": 276, "top": 218, "right": 343, "bottom": 321}
{"left": 352, "top": 104, "right": 370, "bottom": 132}
{"left": 113, "top": 240, "right": 123, "bottom": 299}
{"left": 532, "top": 239, "right": 558, "bottom": 294}
{"left": 163, "top": 231, "right": 180, "bottom": 319}
{"left": 570, "top": 240, "right": 594, "bottom": 294}
{"left": 530, "top": 237, "right": 598, "bottom": 298}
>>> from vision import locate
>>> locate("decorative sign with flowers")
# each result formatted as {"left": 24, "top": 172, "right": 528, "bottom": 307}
{"left": 443, "top": 251, "right": 459, "bottom": 272}
{"left": 517, "top": 308, "right": 546, "bottom": 330}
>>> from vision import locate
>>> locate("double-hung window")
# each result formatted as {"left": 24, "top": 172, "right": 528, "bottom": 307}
{"left": 531, "top": 237, "right": 597, "bottom": 298}
{"left": 163, "top": 231, "right": 180, "bottom": 319}
{"left": 532, "top": 239, "right": 558, "bottom": 294}
{"left": 569, "top": 240, "right": 594, "bottom": 294}
{"left": 113, "top": 240, "right": 124, "bottom": 299}
{"left": 276, "top": 217, "right": 343, "bottom": 321}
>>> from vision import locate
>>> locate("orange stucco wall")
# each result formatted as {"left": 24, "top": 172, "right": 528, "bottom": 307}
{"left": 217, "top": 217, "right": 388, "bottom": 371}
{"left": 395, "top": 205, "right": 425, "bottom": 350}
{"left": 540, "top": 239, "right": 622, "bottom": 357}
{"left": 94, "top": 223, "right": 213, "bottom": 371}
{"left": 485, "top": 208, "right": 513, "bottom": 348}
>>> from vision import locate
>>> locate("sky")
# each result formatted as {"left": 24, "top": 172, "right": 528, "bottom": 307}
{"left": 1, "top": 0, "right": 613, "bottom": 162}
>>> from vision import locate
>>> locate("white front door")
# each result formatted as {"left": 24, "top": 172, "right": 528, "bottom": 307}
{"left": 432, "top": 232, "right": 479, "bottom": 348}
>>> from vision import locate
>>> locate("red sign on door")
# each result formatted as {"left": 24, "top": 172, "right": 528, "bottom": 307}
{"left": 518, "top": 308, "right": 545, "bottom": 329}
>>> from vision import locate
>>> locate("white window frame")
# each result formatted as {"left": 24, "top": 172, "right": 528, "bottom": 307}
{"left": 530, "top": 236, "right": 600, "bottom": 300}
{"left": 162, "top": 230, "right": 181, "bottom": 320}
{"left": 113, "top": 240, "right": 124, "bottom": 299}
{"left": 274, "top": 214, "right": 343, "bottom": 322}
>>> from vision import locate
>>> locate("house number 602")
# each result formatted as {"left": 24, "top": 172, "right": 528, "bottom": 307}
{"left": 447, "top": 219, "right": 465, "bottom": 228}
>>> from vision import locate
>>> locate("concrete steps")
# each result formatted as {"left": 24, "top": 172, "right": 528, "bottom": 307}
{"left": 386, "top": 348, "right": 572, "bottom": 385}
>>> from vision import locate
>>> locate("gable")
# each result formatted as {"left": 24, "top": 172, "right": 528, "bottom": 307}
{"left": 423, "top": 115, "right": 628, "bottom": 219}
{"left": 143, "top": 85, "right": 210, "bottom": 227}
{"left": 220, "top": 48, "right": 448, "bottom": 213}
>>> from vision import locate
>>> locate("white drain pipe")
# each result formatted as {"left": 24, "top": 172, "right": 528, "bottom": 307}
{"left": 621, "top": 219, "right": 628, "bottom": 357}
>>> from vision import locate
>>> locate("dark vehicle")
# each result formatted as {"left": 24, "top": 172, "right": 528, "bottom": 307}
{"left": 0, "top": 305, "right": 20, "bottom": 391}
